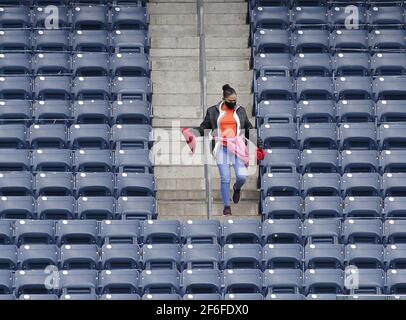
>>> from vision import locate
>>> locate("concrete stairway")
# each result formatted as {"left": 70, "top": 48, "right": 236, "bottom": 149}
{"left": 149, "top": 0, "right": 260, "bottom": 220}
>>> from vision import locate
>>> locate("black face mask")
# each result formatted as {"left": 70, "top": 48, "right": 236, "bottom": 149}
{"left": 225, "top": 101, "right": 237, "bottom": 109}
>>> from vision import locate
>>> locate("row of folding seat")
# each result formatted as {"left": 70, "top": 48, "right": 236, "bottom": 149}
{"left": 255, "top": 76, "right": 406, "bottom": 102}
{"left": 2, "top": 268, "right": 406, "bottom": 297}
{"left": 0, "top": 100, "right": 152, "bottom": 125}
{"left": 0, "top": 171, "right": 155, "bottom": 198}
{"left": 0, "top": 76, "right": 152, "bottom": 101}
{"left": 251, "top": 6, "right": 406, "bottom": 31}
{"left": 0, "top": 5, "right": 148, "bottom": 30}
{"left": 253, "top": 29, "right": 406, "bottom": 55}
{"left": 4, "top": 218, "right": 406, "bottom": 246}
{"left": 0, "top": 124, "right": 152, "bottom": 149}
{"left": 261, "top": 172, "right": 406, "bottom": 198}
{"left": 0, "top": 149, "right": 152, "bottom": 173}
{"left": 0, "top": 196, "right": 156, "bottom": 220}
{"left": 0, "top": 52, "right": 150, "bottom": 76}
{"left": 254, "top": 53, "right": 406, "bottom": 78}
{"left": 257, "top": 100, "right": 406, "bottom": 124}
{"left": 0, "top": 29, "right": 149, "bottom": 53}
{"left": 260, "top": 149, "right": 406, "bottom": 174}
{"left": 1, "top": 1, "right": 147, "bottom": 5}
{"left": 259, "top": 122, "right": 406, "bottom": 150}
{"left": 262, "top": 196, "right": 406, "bottom": 219}
{"left": 249, "top": 0, "right": 406, "bottom": 10}
{"left": 4, "top": 242, "right": 406, "bottom": 271}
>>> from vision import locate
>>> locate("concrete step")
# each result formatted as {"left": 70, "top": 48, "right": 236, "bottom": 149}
{"left": 152, "top": 57, "right": 199, "bottom": 71}
{"left": 206, "top": 57, "right": 250, "bottom": 71}
{"left": 153, "top": 93, "right": 201, "bottom": 106}
{"left": 151, "top": 36, "right": 199, "bottom": 49}
{"left": 148, "top": 2, "right": 197, "bottom": 15}
{"left": 153, "top": 118, "right": 203, "bottom": 128}
{"left": 205, "top": 13, "right": 247, "bottom": 25}
{"left": 207, "top": 70, "right": 253, "bottom": 84}
{"left": 157, "top": 200, "right": 260, "bottom": 216}
{"left": 155, "top": 165, "right": 260, "bottom": 179}
{"left": 149, "top": 25, "right": 197, "bottom": 37}
{"left": 205, "top": 48, "right": 251, "bottom": 58}
{"left": 157, "top": 189, "right": 259, "bottom": 201}
{"left": 151, "top": 70, "right": 199, "bottom": 82}
{"left": 153, "top": 81, "right": 200, "bottom": 94}
{"left": 205, "top": 25, "right": 249, "bottom": 37}
{"left": 153, "top": 105, "right": 203, "bottom": 119}
{"left": 207, "top": 82, "right": 251, "bottom": 94}
{"left": 150, "top": 48, "right": 199, "bottom": 58}
{"left": 149, "top": 14, "right": 197, "bottom": 25}
{"left": 203, "top": 2, "right": 247, "bottom": 14}
{"left": 205, "top": 36, "right": 248, "bottom": 49}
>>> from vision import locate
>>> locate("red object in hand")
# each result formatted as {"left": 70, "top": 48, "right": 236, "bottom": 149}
{"left": 256, "top": 148, "right": 266, "bottom": 161}
{"left": 182, "top": 128, "right": 196, "bottom": 153}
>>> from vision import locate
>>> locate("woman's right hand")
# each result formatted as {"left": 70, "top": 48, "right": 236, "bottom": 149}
{"left": 182, "top": 128, "right": 196, "bottom": 153}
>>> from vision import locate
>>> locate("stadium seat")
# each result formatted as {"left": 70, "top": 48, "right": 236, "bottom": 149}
{"left": 36, "top": 196, "right": 75, "bottom": 220}
{"left": 385, "top": 219, "right": 406, "bottom": 244}
{"left": 222, "top": 219, "right": 262, "bottom": 244}
{"left": 72, "top": 100, "right": 110, "bottom": 124}
{"left": 0, "top": 30, "right": 31, "bottom": 51}
{"left": 183, "top": 293, "right": 222, "bottom": 300}
{"left": 335, "top": 77, "right": 373, "bottom": 100}
{"left": 14, "top": 220, "right": 55, "bottom": 245}
{"left": 261, "top": 172, "right": 301, "bottom": 198}
{"left": 352, "top": 269, "right": 385, "bottom": 295}
{"left": 372, "top": 53, "right": 406, "bottom": 77}
{"left": 368, "top": 6, "right": 404, "bottom": 27}
{"left": 20, "top": 294, "right": 58, "bottom": 300}
{"left": 35, "top": 172, "right": 73, "bottom": 197}
{"left": 33, "top": 29, "right": 70, "bottom": 52}
{"left": 0, "top": 76, "right": 31, "bottom": 100}
{"left": 301, "top": 150, "right": 339, "bottom": 173}
{"left": 253, "top": 29, "right": 290, "bottom": 54}
{"left": 369, "top": 30, "right": 406, "bottom": 51}
{"left": 377, "top": 101, "right": 406, "bottom": 123}
{"left": 0, "top": 270, "right": 12, "bottom": 295}
{"left": 98, "top": 269, "right": 139, "bottom": 295}
{"left": 0, "top": 53, "right": 31, "bottom": 75}
{"left": 142, "top": 293, "right": 181, "bottom": 300}
{"left": 0, "top": 196, "right": 34, "bottom": 219}
{"left": 111, "top": 30, "right": 150, "bottom": 54}
{"left": 75, "top": 172, "right": 114, "bottom": 197}
{"left": 181, "top": 220, "right": 221, "bottom": 245}
{"left": 345, "top": 244, "right": 384, "bottom": 268}
{"left": 29, "top": 124, "right": 67, "bottom": 149}
{"left": 293, "top": 53, "right": 331, "bottom": 77}
{"left": 264, "top": 269, "right": 303, "bottom": 296}
{"left": 256, "top": 100, "right": 296, "bottom": 125}
{"left": 292, "top": 6, "right": 328, "bottom": 28}
{"left": 343, "top": 196, "right": 382, "bottom": 218}
{"left": 100, "top": 220, "right": 140, "bottom": 245}
{"left": 297, "top": 100, "right": 336, "bottom": 124}
{"left": 333, "top": 53, "right": 370, "bottom": 77}
{"left": 112, "top": 77, "right": 152, "bottom": 101}
{"left": 111, "top": 52, "right": 150, "bottom": 77}
{"left": 114, "top": 149, "right": 151, "bottom": 174}
{"left": 253, "top": 53, "right": 292, "bottom": 79}
{"left": 142, "top": 220, "right": 180, "bottom": 244}
{"left": 116, "top": 172, "right": 155, "bottom": 197}
{"left": 60, "top": 294, "right": 98, "bottom": 300}
{"left": 292, "top": 30, "right": 329, "bottom": 53}
{"left": 33, "top": 5, "right": 69, "bottom": 29}
{"left": 222, "top": 244, "right": 262, "bottom": 269}
{"left": 0, "top": 245, "right": 17, "bottom": 270}
{"left": 181, "top": 244, "right": 221, "bottom": 270}
{"left": 299, "top": 123, "right": 337, "bottom": 150}
{"left": 250, "top": 6, "right": 290, "bottom": 30}
{"left": 140, "top": 269, "right": 180, "bottom": 294}
{"left": 330, "top": 6, "right": 367, "bottom": 29}
{"left": 111, "top": 124, "right": 152, "bottom": 150}
{"left": 33, "top": 100, "right": 71, "bottom": 123}
{"left": 387, "top": 269, "right": 406, "bottom": 294}
{"left": 373, "top": 76, "right": 406, "bottom": 101}
{"left": 305, "top": 244, "right": 345, "bottom": 269}
{"left": 57, "top": 220, "right": 98, "bottom": 245}
{"left": 385, "top": 244, "right": 406, "bottom": 269}
{"left": 142, "top": 244, "right": 181, "bottom": 270}
{"left": 112, "top": 100, "right": 152, "bottom": 125}
{"left": 59, "top": 270, "right": 98, "bottom": 296}
{"left": 69, "top": 124, "right": 110, "bottom": 150}
{"left": 15, "top": 270, "right": 55, "bottom": 296}
{"left": 343, "top": 219, "right": 383, "bottom": 244}
{"left": 18, "top": 244, "right": 59, "bottom": 270}
{"left": 33, "top": 53, "right": 71, "bottom": 76}
{"left": 60, "top": 244, "right": 99, "bottom": 270}
{"left": 34, "top": 76, "right": 71, "bottom": 100}
{"left": 0, "top": 220, "right": 13, "bottom": 244}
{"left": 72, "top": 5, "right": 109, "bottom": 30}
{"left": 0, "top": 171, "right": 32, "bottom": 196}
{"left": 0, "top": 101, "right": 31, "bottom": 124}
{"left": 263, "top": 219, "right": 302, "bottom": 244}
{"left": 263, "top": 244, "right": 303, "bottom": 269}
{"left": 330, "top": 29, "right": 369, "bottom": 51}
{"left": 256, "top": 77, "right": 294, "bottom": 102}
{"left": 72, "top": 76, "right": 110, "bottom": 100}
{"left": 223, "top": 269, "right": 263, "bottom": 294}
{"left": 341, "top": 150, "right": 379, "bottom": 174}
{"left": 262, "top": 196, "right": 303, "bottom": 219}
{"left": 302, "top": 173, "right": 341, "bottom": 197}
{"left": 304, "top": 269, "right": 344, "bottom": 295}
{"left": 384, "top": 198, "right": 406, "bottom": 218}
{"left": 337, "top": 99, "right": 375, "bottom": 124}
{"left": 74, "top": 149, "right": 113, "bottom": 173}
{"left": 0, "top": 124, "right": 26, "bottom": 149}
{"left": 382, "top": 173, "right": 406, "bottom": 197}
{"left": 181, "top": 269, "right": 222, "bottom": 294}
{"left": 341, "top": 173, "right": 381, "bottom": 197}
{"left": 303, "top": 218, "right": 341, "bottom": 244}
{"left": 116, "top": 196, "right": 156, "bottom": 220}
{"left": 339, "top": 123, "right": 378, "bottom": 151}
{"left": 266, "top": 293, "right": 305, "bottom": 300}
{"left": 73, "top": 30, "right": 109, "bottom": 52}
{"left": 224, "top": 293, "right": 264, "bottom": 300}
{"left": 0, "top": 6, "right": 31, "bottom": 28}
{"left": 112, "top": 5, "right": 148, "bottom": 30}
{"left": 296, "top": 76, "right": 334, "bottom": 101}
{"left": 379, "top": 123, "right": 406, "bottom": 150}
{"left": 259, "top": 123, "right": 298, "bottom": 149}
{"left": 304, "top": 196, "right": 342, "bottom": 219}
{"left": 78, "top": 196, "right": 115, "bottom": 220}
{"left": 260, "top": 149, "right": 300, "bottom": 174}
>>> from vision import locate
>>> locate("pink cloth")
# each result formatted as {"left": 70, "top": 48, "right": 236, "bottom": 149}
{"left": 215, "top": 136, "right": 250, "bottom": 165}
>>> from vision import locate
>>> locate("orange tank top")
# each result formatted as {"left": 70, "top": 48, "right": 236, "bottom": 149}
{"left": 220, "top": 107, "right": 237, "bottom": 146}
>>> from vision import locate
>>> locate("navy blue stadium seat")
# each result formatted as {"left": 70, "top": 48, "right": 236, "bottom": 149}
{"left": 330, "top": 29, "right": 369, "bottom": 52}
{"left": 387, "top": 269, "right": 406, "bottom": 294}
{"left": 100, "top": 294, "right": 141, "bottom": 300}
{"left": 33, "top": 53, "right": 71, "bottom": 76}
{"left": 111, "top": 30, "right": 149, "bottom": 54}
{"left": 352, "top": 269, "right": 385, "bottom": 295}
{"left": 74, "top": 149, "right": 112, "bottom": 172}
{"left": 263, "top": 244, "right": 303, "bottom": 269}
{"left": 299, "top": 123, "right": 337, "bottom": 149}
{"left": 384, "top": 198, "right": 406, "bottom": 218}
{"left": 296, "top": 76, "right": 334, "bottom": 101}
{"left": 29, "top": 124, "right": 67, "bottom": 149}
{"left": 253, "top": 53, "right": 292, "bottom": 79}
{"left": 72, "top": 5, "right": 109, "bottom": 30}
{"left": 0, "top": 53, "right": 31, "bottom": 75}
{"left": 35, "top": 172, "right": 73, "bottom": 197}
{"left": 0, "top": 196, "right": 34, "bottom": 219}
{"left": 292, "top": 30, "right": 329, "bottom": 53}
{"left": 223, "top": 269, "right": 263, "bottom": 294}
{"left": 343, "top": 196, "right": 382, "bottom": 218}
{"left": 59, "top": 270, "right": 98, "bottom": 296}
{"left": 0, "top": 76, "right": 31, "bottom": 100}
{"left": 372, "top": 53, "right": 406, "bottom": 77}
{"left": 297, "top": 100, "right": 336, "bottom": 123}
{"left": 75, "top": 172, "right": 114, "bottom": 197}
{"left": 0, "top": 30, "right": 31, "bottom": 51}
{"left": 329, "top": 6, "right": 367, "bottom": 29}
{"left": 142, "top": 220, "right": 180, "bottom": 244}
{"left": 73, "top": 30, "right": 109, "bottom": 52}
{"left": 300, "top": 149, "right": 339, "bottom": 173}
{"left": 18, "top": 244, "right": 59, "bottom": 270}
{"left": 369, "top": 30, "right": 406, "bottom": 51}
{"left": 343, "top": 219, "right": 383, "bottom": 244}
{"left": 142, "top": 293, "right": 181, "bottom": 300}
{"left": 224, "top": 293, "right": 264, "bottom": 300}
{"left": 57, "top": 219, "right": 98, "bottom": 245}
{"left": 69, "top": 124, "right": 110, "bottom": 150}
{"left": 14, "top": 220, "right": 55, "bottom": 245}
{"left": 33, "top": 29, "right": 70, "bottom": 52}
{"left": 0, "top": 220, "right": 13, "bottom": 244}
{"left": 335, "top": 77, "right": 373, "bottom": 100}
{"left": 181, "top": 244, "right": 221, "bottom": 270}
{"left": 183, "top": 293, "right": 222, "bottom": 300}
{"left": 15, "top": 270, "right": 54, "bottom": 297}
{"left": 305, "top": 244, "right": 345, "bottom": 269}
{"left": 260, "top": 149, "right": 300, "bottom": 174}
{"left": 111, "top": 124, "right": 152, "bottom": 150}
{"left": 72, "top": 76, "right": 110, "bottom": 100}
{"left": 259, "top": 123, "right": 298, "bottom": 149}
{"left": 36, "top": 196, "right": 74, "bottom": 220}
{"left": 291, "top": 6, "right": 328, "bottom": 29}
{"left": 302, "top": 173, "right": 341, "bottom": 197}
{"left": 382, "top": 173, "right": 406, "bottom": 197}
{"left": 0, "top": 270, "right": 12, "bottom": 295}
{"left": 100, "top": 220, "right": 140, "bottom": 245}
{"left": 345, "top": 244, "right": 384, "bottom": 269}
{"left": 140, "top": 269, "right": 180, "bottom": 294}
{"left": 385, "top": 244, "right": 406, "bottom": 269}
{"left": 111, "top": 52, "right": 150, "bottom": 77}
{"left": 333, "top": 53, "right": 370, "bottom": 77}
{"left": 98, "top": 269, "right": 139, "bottom": 295}
{"left": 373, "top": 77, "right": 406, "bottom": 101}
{"left": 385, "top": 219, "right": 406, "bottom": 244}
{"left": 33, "top": 5, "right": 69, "bottom": 29}
{"left": 253, "top": 29, "right": 290, "bottom": 54}
{"left": 368, "top": 6, "right": 404, "bottom": 27}
{"left": 60, "top": 244, "right": 99, "bottom": 269}
{"left": 112, "top": 5, "right": 148, "bottom": 30}
{"left": 114, "top": 149, "right": 151, "bottom": 173}
{"left": 0, "top": 101, "right": 31, "bottom": 124}
{"left": 223, "top": 219, "right": 262, "bottom": 244}
{"left": 256, "top": 76, "right": 294, "bottom": 102}
{"left": 34, "top": 76, "right": 71, "bottom": 100}
{"left": 379, "top": 123, "right": 406, "bottom": 150}
{"left": 263, "top": 219, "right": 302, "bottom": 244}
{"left": 377, "top": 101, "right": 406, "bottom": 123}
{"left": 341, "top": 173, "right": 381, "bottom": 197}
{"left": 73, "top": 100, "right": 110, "bottom": 124}
{"left": 293, "top": 53, "right": 331, "bottom": 77}
{"left": 181, "top": 220, "right": 221, "bottom": 245}
{"left": 303, "top": 218, "right": 341, "bottom": 244}
{"left": 250, "top": 6, "right": 290, "bottom": 30}
{"left": 142, "top": 244, "right": 181, "bottom": 270}
{"left": 304, "top": 196, "right": 342, "bottom": 219}
{"left": 256, "top": 100, "right": 296, "bottom": 124}
{"left": 112, "top": 100, "right": 152, "bottom": 125}
{"left": 341, "top": 150, "right": 379, "bottom": 173}
{"left": 33, "top": 100, "right": 71, "bottom": 123}
{"left": 222, "top": 244, "right": 262, "bottom": 269}
{"left": 78, "top": 196, "right": 115, "bottom": 220}
{"left": 304, "top": 269, "right": 344, "bottom": 295}
{"left": 0, "top": 171, "right": 32, "bottom": 196}
{"left": 0, "top": 6, "right": 31, "bottom": 28}
{"left": 261, "top": 172, "right": 301, "bottom": 197}
{"left": 0, "top": 245, "right": 17, "bottom": 270}
{"left": 262, "top": 196, "right": 303, "bottom": 219}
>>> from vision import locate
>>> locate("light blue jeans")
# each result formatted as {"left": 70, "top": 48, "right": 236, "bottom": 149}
{"left": 216, "top": 145, "right": 248, "bottom": 206}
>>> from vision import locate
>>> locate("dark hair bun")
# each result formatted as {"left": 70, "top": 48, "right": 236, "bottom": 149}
{"left": 222, "top": 84, "right": 231, "bottom": 91}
